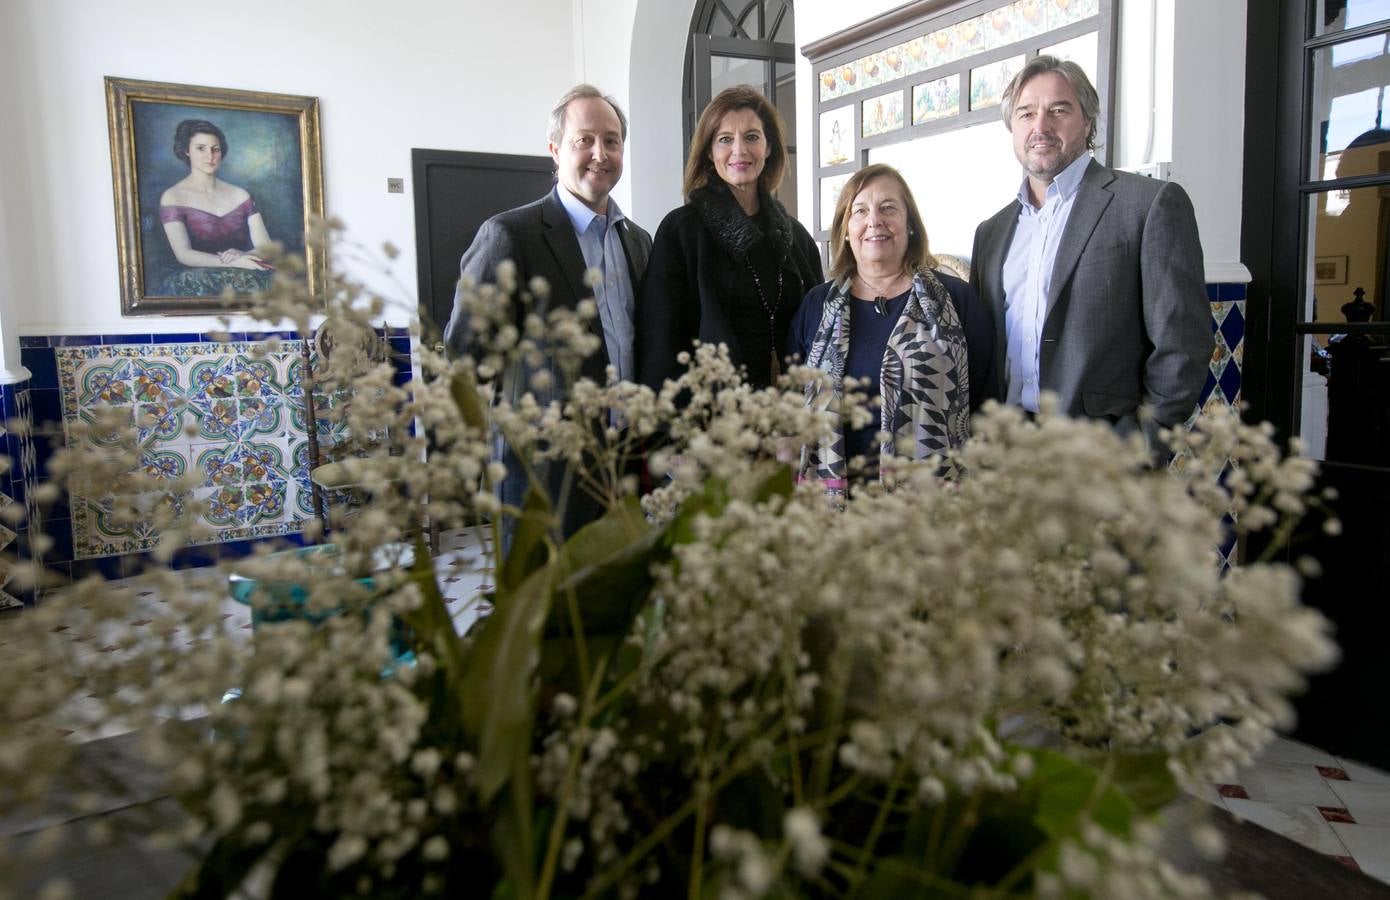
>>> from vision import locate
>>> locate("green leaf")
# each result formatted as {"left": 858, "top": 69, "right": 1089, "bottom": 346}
{"left": 547, "top": 495, "right": 658, "bottom": 638}
{"left": 735, "top": 461, "right": 794, "bottom": 506}
{"left": 490, "top": 756, "right": 537, "bottom": 900}
{"left": 849, "top": 856, "right": 971, "bottom": 899}
{"left": 402, "top": 537, "right": 467, "bottom": 677}
{"left": 461, "top": 559, "right": 554, "bottom": 803}
{"left": 449, "top": 370, "right": 488, "bottom": 431}
{"left": 170, "top": 832, "right": 277, "bottom": 899}
{"left": 500, "top": 487, "right": 555, "bottom": 597}
{"left": 1087, "top": 749, "right": 1178, "bottom": 815}
{"left": 557, "top": 493, "right": 650, "bottom": 569}
{"left": 1023, "top": 749, "right": 1137, "bottom": 838}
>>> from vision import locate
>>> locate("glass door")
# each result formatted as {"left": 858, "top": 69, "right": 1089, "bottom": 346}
{"left": 1243, "top": 0, "right": 1390, "bottom": 768}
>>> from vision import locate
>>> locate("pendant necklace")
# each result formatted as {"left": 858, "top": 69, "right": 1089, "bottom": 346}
{"left": 745, "top": 260, "right": 785, "bottom": 381}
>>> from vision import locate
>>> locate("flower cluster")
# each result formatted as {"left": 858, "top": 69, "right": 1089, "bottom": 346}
{"left": 0, "top": 227, "right": 1338, "bottom": 899}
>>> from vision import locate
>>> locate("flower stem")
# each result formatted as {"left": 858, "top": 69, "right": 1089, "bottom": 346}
{"left": 535, "top": 657, "right": 608, "bottom": 900}
{"left": 582, "top": 725, "right": 787, "bottom": 900}
{"left": 849, "top": 759, "right": 908, "bottom": 886}
{"left": 688, "top": 776, "right": 709, "bottom": 900}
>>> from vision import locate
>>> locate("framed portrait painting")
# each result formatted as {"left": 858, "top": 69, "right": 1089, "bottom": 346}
{"left": 105, "top": 77, "right": 325, "bottom": 316}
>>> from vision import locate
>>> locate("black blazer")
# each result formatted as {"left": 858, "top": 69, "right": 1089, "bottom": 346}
{"left": 443, "top": 186, "right": 652, "bottom": 385}
{"left": 635, "top": 184, "right": 823, "bottom": 390}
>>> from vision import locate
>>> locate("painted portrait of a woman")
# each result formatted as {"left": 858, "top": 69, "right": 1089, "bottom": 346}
{"left": 157, "top": 118, "right": 277, "bottom": 296}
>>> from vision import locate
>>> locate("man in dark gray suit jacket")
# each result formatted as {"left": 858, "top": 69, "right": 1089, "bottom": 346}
{"left": 970, "top": 56, "right": 1210, "bottom": 457}
{"left": 443, "top": 84, "right": 652, "bottom": 539}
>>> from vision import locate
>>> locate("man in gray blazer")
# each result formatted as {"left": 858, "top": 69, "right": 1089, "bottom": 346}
{"left": 443, "top": 84, "right": 652, "bottom": 539}
{"left": 970, "top": 56, "right": 1210, "bottom": 457}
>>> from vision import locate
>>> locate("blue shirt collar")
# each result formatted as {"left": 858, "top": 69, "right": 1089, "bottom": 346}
{"left": 1015, "top": 151, "right": 1093, "bottom": 207}
{"left": 557, "top": 185, "right": 625, "bottom": 235}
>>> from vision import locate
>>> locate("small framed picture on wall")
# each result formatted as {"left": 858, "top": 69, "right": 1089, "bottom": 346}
{"left": 105, "top": 76, "right": 325, "bottom": 316}
{"left": 1313, "top": 255, "right": 1348, "bottom": 286}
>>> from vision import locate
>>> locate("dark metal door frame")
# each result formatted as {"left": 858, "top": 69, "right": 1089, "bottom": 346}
{"left": 410, "top": 149, "right": 553, "bottom": 342}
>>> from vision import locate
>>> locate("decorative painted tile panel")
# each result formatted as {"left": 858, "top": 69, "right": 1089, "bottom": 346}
{"left": 819, "top": 0, "right": 1100, "bottom": 102}
{"left": 0, "top": 380, "right": 35, "bottom": 607}
{"left": 56, "top": 341, "right": 337, "bottom": 559}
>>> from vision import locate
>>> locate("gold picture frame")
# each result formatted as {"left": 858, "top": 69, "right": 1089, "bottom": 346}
{"left": 1313, "top": 255, "right": 1348, "bottom": 286}
{"left": 105, "top": 76, "right": 325, "bottom": 316}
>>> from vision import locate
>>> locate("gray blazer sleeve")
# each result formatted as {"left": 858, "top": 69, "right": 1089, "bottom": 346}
{"left": 443, "top": 218, "right": 517, "bottom": 359}
{"left": 1139, "top": 181, "right": 1210, "bottom": 434}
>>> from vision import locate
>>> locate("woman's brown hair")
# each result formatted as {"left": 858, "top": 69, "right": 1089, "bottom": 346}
{"left": 682, "top": 85, "right": 788, "bottom": 199}
{"left": 827, "top": 163, "right": 937, "bottom": 283}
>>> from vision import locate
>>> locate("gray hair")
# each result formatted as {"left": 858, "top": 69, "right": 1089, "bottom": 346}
{"left": 547, "top": 84, "right": 628, "bottom": 146}
{"left": 1001, "top": 55, "right": 1101, "bottom": 150}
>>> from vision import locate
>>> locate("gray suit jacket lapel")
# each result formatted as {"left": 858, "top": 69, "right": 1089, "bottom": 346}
{"left": 539, "top": 187, "right": 610, "bottom": 366}
{"left": 540, "top": 188, "right": 591, "bottom": 307}
{"left": 1046, "top": 159, "right": 1115, "bottom": 317}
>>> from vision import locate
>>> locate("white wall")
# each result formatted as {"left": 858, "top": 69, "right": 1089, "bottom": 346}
{"left": 792, "top": 0, "right": 1250, "bottom": 283}
{"left": 0, "top": 0, "right": 45, "bottom": 382}
{"left": 1171, "top": 0, "right": 1248, "bottom": 282}
{"left": 575, "top": 0, "right": 641, "bottom": 217}
{"left": 0, "top": 0, "right": 578, "bottom": 358}
{"left": 627, "top": 0, "right": 700, "bottom": 230}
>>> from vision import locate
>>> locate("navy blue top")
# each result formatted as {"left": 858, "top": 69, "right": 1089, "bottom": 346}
{"left": 786, "top": 270, "right": 996, "bottom": 431}
{"left": 834, "top": 289, "right": 910, "bottom": 460}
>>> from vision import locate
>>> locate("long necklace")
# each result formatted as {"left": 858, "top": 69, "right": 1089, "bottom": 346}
{"left": 745, "top": 260, "right": 785, "bottom": 380}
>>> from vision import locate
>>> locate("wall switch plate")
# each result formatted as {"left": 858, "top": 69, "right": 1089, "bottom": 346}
{"left": 387, "top": 177, "right": 404, "bottom": 193}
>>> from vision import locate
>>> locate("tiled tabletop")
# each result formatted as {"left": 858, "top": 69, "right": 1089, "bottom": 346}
{"left": 1201, "top": 736, "right": 1390, "bottom": 884}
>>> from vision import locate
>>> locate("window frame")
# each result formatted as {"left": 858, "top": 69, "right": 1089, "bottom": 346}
{"left": 803, "top": 0, "right": 1118, "bottom": 241}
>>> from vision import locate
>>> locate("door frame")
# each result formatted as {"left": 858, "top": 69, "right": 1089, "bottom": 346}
{"left": 410, "top": 149, "right": 553, "bottom": 342}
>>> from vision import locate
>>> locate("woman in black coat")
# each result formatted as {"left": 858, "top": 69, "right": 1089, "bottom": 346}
{"left": 636, "top": 85, "right": 823, "bottom": 390}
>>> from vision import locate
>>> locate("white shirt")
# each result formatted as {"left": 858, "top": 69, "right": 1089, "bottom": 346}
{"left": 556, "top": 186, "right": 636, "bottom": 383}
{"left": 1001, "top": 152, "right": 1092, "bottom": 412}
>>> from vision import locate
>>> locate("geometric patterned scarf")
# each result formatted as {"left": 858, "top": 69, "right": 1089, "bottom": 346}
{"left": 797, "top": 267, "right": 971, "bottom": 500}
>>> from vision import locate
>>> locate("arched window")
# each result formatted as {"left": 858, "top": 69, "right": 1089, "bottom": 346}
{"left": 683, "top": 0, "right": 799, "bottom": 213}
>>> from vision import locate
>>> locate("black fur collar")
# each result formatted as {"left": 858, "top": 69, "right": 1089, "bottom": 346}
{"left": 689, "top": 181, "right": 795, "bottom": 263}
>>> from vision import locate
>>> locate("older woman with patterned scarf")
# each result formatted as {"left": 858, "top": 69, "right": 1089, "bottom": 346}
{"left": 788, "top": 164, "right": 993, "bottom": 496}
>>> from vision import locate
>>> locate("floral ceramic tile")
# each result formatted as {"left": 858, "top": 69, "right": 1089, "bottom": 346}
{"left": 979, "top": 2, "right": 1025, "bottom": 49}
{"left": 953, "top": 17, "right": 989, "bottom": 55}
{"left": 923, "top": 25, "right": 957, "bottom": 69}
{"left": 57, "top": 339, "right": 337, "bottom": 559}
{"left": 1047, "top": 0, "right": 1099, "bottom": 31}
{"left": 902, "top": 37, "right": 930, "bottom": 77}
{"left": 1011, "top": 0, "right": 1050, "bottom": 42}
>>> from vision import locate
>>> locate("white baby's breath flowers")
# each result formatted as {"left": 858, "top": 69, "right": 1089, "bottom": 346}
{"left": 0, "top": 232, "right": 1337, "bottom": 899}
{"left": 782, "top": 807, "right": 828, "bottom": 877}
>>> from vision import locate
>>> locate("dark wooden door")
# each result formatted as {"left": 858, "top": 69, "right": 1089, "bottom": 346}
{"left": 411, "top": 150, "right": 554, "bottom": 343}
{"left": 1243, "top": 2, "right": 1390, "bottom": 767}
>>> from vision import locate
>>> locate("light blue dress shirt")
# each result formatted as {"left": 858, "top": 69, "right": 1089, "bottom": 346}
{"left": 556, "top": 186, "right": 636, "bottom": 383}
{"left": 1001, "top": 152, "right": 1093, "bottom": 412}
